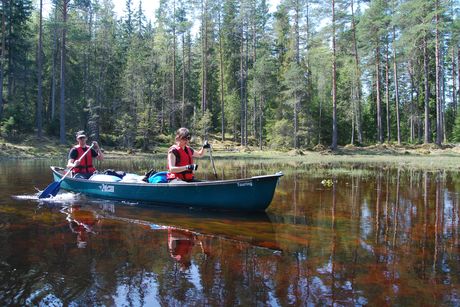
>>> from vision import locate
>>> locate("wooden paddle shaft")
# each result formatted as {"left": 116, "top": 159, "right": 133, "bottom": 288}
{"left": 209, "top": 145, "right": 218, "bottom": 180}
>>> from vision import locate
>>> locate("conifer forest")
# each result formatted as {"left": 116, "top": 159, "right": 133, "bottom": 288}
{"left": 1, "top": 0, "right": 460, "bottom": 150}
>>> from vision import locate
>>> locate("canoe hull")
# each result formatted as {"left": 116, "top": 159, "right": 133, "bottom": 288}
{"left": 51, "top": 167, "right": 282, "bottom": 211}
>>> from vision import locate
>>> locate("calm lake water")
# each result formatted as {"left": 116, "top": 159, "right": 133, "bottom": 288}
{"left": 1, "top": 158, "right": 460, "bottom": 306}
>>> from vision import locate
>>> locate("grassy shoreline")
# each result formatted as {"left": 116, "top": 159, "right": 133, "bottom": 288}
{"left": 1, "top": 137, "right": 460, "bottom": 170}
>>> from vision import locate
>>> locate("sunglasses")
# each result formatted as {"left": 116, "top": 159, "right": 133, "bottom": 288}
{"left": 182, "top": 135, "right": 191, "bottom": 140}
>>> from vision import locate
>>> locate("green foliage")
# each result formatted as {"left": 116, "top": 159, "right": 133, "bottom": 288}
{"left": 196, "top": 110, "right": 213, "bottom": 140}
{"left": 0, "top": 0, "right": 458, "bottom": 150}
{"left": 267, "top": 119, "right": 293, "bottom": 149}
{"left": 0, "top": 117, "right": 16, "bottom": 139}
{"left": 452, "top": 113, "right": 460, "bottom": 142}
{"left": 116, "top": 113, "right": 137, "bottom": 148}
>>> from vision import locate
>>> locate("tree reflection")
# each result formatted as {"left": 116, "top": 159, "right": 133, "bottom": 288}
{"left": 3, "top": 165, "right": 460, "bottom": 305}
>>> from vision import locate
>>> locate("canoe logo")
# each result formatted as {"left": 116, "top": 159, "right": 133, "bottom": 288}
{"left": 237, "top": 181, "right": 253, "bottom": 187}
{"left": 100, "top": 184, "right": 115, "bottom": 193}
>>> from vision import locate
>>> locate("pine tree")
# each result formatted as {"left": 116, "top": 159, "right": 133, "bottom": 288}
{"left": 358, "top": 0, "right": 390, "bottom": 144}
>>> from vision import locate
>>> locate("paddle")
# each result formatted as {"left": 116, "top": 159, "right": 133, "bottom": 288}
{"left": 208, "top": 142, "right": 218, "bottom": 180}
{"left": 38, "top": 143, "right": 95, "bottom": 199}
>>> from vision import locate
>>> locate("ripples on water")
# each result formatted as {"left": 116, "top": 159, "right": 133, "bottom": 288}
{"left": 0, "top": 159, "right": 460, "bottom": 306}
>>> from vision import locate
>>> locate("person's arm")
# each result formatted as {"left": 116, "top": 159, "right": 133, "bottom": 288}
{"left": 168, "top": 151, "right": 197, "bottom": 173}
{"left": 92, "top": 141, "right": 104, "bottom": 161}
{"left": 168, "top": 151, "right": 185, "bottom": 173}
{"left": 67, "top": 148, "right": 79, "bottom": 168}
{"left": 193, "top": 147, "right": 206, "bottom": 158}
{"left": 193, "top": 141, "right": 211, "bottom": 158}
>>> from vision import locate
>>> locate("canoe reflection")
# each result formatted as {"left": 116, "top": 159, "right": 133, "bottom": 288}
{"left": 59, "top": 202, "right": 281, "bottom": 254}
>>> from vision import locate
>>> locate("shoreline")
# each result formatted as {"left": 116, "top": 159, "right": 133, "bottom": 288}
{"left": 1, "top": 139, "right": 460, "bottom": 170}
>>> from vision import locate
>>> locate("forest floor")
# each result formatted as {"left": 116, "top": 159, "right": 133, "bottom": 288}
{"left": 1, "top": 135, "right": 460, "bottom": 170}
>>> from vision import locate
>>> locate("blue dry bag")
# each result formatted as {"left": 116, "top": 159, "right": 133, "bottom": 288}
{"left": 148, "top": 171, "right": 168, "bottom": 183}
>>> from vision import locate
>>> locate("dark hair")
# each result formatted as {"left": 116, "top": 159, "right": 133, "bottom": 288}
{"left": 175, "top": 127, "right": 190, "bottom": 142}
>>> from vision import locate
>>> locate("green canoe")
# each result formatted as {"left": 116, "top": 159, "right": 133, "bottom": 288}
{"left": 50, "top": 167, "right": 283, "bottom": 211}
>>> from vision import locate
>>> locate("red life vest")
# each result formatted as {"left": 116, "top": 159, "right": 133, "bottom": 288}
{"left": 167, "top": 145, "right": 194, "bottom": 181}
{"left": 73, "top": 146, "right": 96, "bottom": 174}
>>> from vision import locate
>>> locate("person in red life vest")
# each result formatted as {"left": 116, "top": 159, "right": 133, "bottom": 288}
{"left": 167, "top": 127, "right": 211, "bottom": 182}
{"left": 67, "top": 130, "right": 104, "bottom": 179}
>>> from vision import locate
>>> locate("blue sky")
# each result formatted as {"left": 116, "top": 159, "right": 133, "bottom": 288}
{"left": 40, "top": 0, "right": 280, "bottom": 25}
{"left": 112, "top": 0, "right": 281, "bottom": 22}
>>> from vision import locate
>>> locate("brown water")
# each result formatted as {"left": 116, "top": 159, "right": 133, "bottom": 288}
{"left": 1, "top": 159, "right": 460, "bottom": 306}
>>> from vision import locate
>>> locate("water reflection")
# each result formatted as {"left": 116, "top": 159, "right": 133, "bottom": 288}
{"left": 267, "top": 168, "right": 460, "bottom": 305}
{"left": 168, "top": 229, "right": 195, "bottom": 270}
{"left": 1, "top": 160, "right": 460, "bottom": 305}
{"left": 63, "top": 205, "right": 100, "bottom": 248}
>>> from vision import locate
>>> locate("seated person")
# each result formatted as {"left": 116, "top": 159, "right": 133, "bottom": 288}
{"left": 67, "top": 130, "right": 104, "bottom": 179}
{"left": 166, "top": 127, "right": 210, "bottom": 182}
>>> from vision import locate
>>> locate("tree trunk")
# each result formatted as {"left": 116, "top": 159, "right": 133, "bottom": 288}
{"left": 408, "top": 61, "right": 415, "bottom": 143}
{"left": 252, "top": 15, "right": 257, "bottom": 140}
{"left": 393, "top": 26, "right": 401, "bottom": 145}
{"left": 7, "top": 0, "right": 12, "bottom": 99}
{"left": 385, "top": 40, "right": 390, "bottom": 142}
{"left": 36, "top": 0, "right": 43, "bottom": 138}
{"left": 294, "top": 0, "right": 300, "bottom": 149}
{"left": 452, "top": 46, "right": 457, "bottom": 117}
{"left": 351, "top": 0, "right": 362, "bottom": 145}
{"left": 319, "top": 99, "right": 322, "bottom": 144}
{"left": 59, "top": 0, "right": 68, "bottom": 144}
{"left": 218, "top": 10, "right": 225, "bottom": 141}
{"left": 0, "top": 0, "right": 6, "bottom": 120}
{"left": 351, "top": 86, "right": 355, "bottom": 144}
{"left": 50, "top": 4, "right": 58, "bottom": 120}
{"left": 181, "top": 33, "right": 186, "bottom": 126}
{"left": 458, "top": 48, "right": 460, "bottom": 114}
{"left": 83, "top": 6, "right": 91, "bottom": 133}
{"left": 442, "top": 51, "right": 447, "bottom": 143}
{"left": 240, "top": 24, "right": 245, "bottom": 146}
{"left": 244, "top": 26, "right": 248, "bottom": 146}
{"left": 435, "top": 0, "right": 442, "bottom": 146}
{"left": 201, "top": 0, "right": 207, "bottom": 115}
{"left": 187, "top": 31, "right": 192, "bottom": 127}
{"left": 172, "top": 0, "right": 176, "bottom": 128}
{"left": 259, "top": 96, "right": 263, "bottom": 150}
{"left": 294, "top": 92, "right": 298, "bottom": 148}
{"left": 376, "top": 46, "right": 383, "bottom": 143}
{"left": 331, "top": 0, "right": 337, "bottom": 150}
{"left": 423, "top": 38, "right": 431, "bottom": 144}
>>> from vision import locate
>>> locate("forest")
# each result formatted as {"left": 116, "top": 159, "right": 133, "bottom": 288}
{"left": 0, "top": 0, "right": 459, "bottom": 150}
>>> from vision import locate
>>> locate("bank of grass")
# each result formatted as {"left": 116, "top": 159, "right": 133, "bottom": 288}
{"left": 1, "top": 135, "right": 460, "bottom": 171}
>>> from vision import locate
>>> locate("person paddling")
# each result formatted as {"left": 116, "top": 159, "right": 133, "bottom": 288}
{"left": 167, "top": 127, "right": 210, "bottom": 182}
{"left": 67, "top": 130, "right": 104, "bottom": 179}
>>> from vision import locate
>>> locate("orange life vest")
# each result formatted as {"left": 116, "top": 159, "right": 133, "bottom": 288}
{"left": 73, "top": 146, "right": 96, "bottom": 174}
{"left": 167, "top": 145, "right": 194, "bottom": 181}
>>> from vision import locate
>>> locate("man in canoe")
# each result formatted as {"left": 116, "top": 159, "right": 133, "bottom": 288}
{"left": 167, "top": 127, "right": 210, "bottom": 182}
{"left": 67, "top": 130, "right": 104, "bottom": 179}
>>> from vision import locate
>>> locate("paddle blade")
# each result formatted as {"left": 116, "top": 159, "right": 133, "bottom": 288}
{"left": 38, "top": 181, "right": 61, "bottom": 199}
